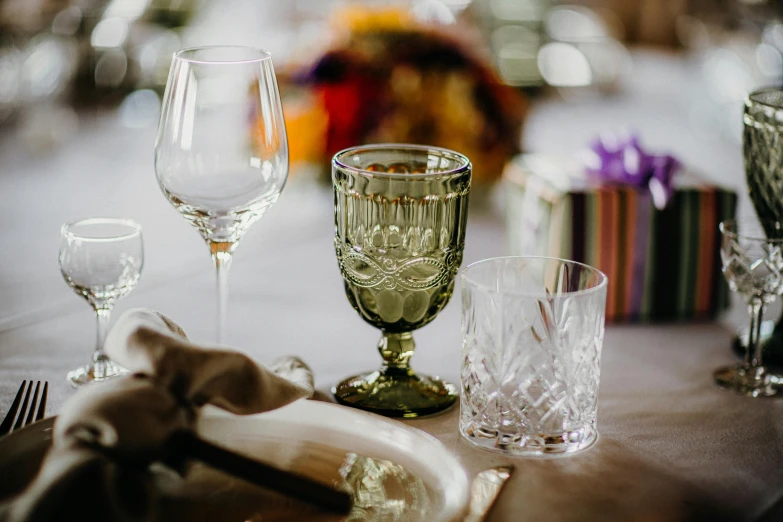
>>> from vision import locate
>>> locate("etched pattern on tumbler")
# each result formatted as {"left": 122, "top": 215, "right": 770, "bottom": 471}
{"left": 460, "top": 257, "right": 607, "bottom": 455}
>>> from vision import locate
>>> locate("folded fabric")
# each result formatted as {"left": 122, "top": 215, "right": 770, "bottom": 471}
{"left": 0, "top": 308, "right": 314, "bottom": 522}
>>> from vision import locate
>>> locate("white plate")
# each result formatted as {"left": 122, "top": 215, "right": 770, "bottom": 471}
{"left": 0, "top": 400, "right": 469, "bottom": 521}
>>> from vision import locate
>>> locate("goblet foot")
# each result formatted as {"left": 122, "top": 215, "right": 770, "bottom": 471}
{"left": 714, "top": 364, "right": 777, "bottom": 397}
{"left": 67, "top": 359, "right": 127, "bottom": 387}
{"left": 332, "top": 367, "right": 457, "bottom": 418}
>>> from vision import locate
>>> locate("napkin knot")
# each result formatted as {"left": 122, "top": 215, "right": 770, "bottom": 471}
{"left": 1, "top": 308, "right": 316, "bottom": 522}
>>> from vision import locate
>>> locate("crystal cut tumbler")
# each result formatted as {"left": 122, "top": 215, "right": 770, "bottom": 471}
{"left": 460, "top": 256, "right": 607, "bottom": 456}
{"left": 332, "top": 144, "right": 471, "bottom": 417}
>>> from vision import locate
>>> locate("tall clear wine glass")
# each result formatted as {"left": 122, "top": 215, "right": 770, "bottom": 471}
{"left": 716, "top": 219, "right": 783, "bottom": 397}
{"left": 155, "top": 46, "right": 288, "bottom": 344}
{"left": 59, "top": 218, "right": 143, "bottom": 386}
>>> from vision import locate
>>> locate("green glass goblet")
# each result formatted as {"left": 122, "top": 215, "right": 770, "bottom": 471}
{"left": 332, "top": 144, "right": 471, "bottom": 417}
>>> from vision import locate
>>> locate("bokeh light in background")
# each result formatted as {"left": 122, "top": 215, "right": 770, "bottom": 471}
{"left": 677, "top": 2, "right": 783, "bottom": 144}
{"left": 536, "top": 5, "right": 632, "bottom": 93}
{"left": 0, "top": 0, "right": 780, "bottom": 157}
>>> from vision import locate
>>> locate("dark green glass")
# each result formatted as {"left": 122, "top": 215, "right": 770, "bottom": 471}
{"left": 332, "top": 144, "right": 471, "bottom": 417}
{"left": 739, "top": 89, "right": 783, "bottom": 365}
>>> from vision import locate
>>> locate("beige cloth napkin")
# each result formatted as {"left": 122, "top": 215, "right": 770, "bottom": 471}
{"left": 0, "top": 308, "right": 315, "bottom": 522}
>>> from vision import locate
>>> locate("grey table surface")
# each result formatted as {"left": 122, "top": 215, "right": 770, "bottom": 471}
{"left": 0, "top": 49, "right": 780, "bottom": 521}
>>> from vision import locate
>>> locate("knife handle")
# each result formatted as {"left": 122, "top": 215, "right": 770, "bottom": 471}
{"left": 169, "top": 431, "right": 352, "bottom": 515}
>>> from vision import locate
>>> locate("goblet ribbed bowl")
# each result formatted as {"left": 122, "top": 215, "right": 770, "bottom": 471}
{"left": 332, "top": 144, "right": 471, "bottom": 417}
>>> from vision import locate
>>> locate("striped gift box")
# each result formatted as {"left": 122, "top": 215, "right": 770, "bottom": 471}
{"left": 503, "top": 154, "right": 737, "bottom": 322}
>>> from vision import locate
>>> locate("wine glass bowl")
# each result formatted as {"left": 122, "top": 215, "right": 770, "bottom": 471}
{"left": 721, "top": 222, "right": 783, "bottom": 301}
{"left": 744, "top": 89, "right": 783, "bottom": 238}
{"left": 716, "top": 219, "right": 783, "bottom": 397}
{"left": 155, "top": 46, "right": 288, "bottom": 343}
{"left": 59, "top": 218, "right": 143, "bottom": 386}
{"left": 332, "top": 144, "right": 471, "bottom": 417}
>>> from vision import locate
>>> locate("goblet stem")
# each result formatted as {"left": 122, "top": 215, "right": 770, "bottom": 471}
{"left": 746, "top": 298, "right": 766, "bottom": 370}
{"left": 378, "top": 332, "right": 415, "bottom": 370}
{"left": 714, "top": 297, "right": 777, "bottom": 396}
{"left": 332, "top": 331, "right": 457, "bottom": 417}
{"left": 93, "top": 307, "right": 112, "bottom": 364}
{"left": 211, "top": 242, "right": 234, "bottom": 345}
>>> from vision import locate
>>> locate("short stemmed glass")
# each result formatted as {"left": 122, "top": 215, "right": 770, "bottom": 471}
{"left": 332, "top": 144, "right": 471, "bottom": 417}
{"left": 59, "top": 218, "right": 143, "bottom": 386}
{"left": 716, "top": 219, "right": 783, "bottom": 397}
{"left": 155, "top": 46, "right": 288, "bottom": 344}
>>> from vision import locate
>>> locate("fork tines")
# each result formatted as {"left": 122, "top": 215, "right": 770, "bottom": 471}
{"left": 0, "top": 380, "right": 48, "bottom": 437}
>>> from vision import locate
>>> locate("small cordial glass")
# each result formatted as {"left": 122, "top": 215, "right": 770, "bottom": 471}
{"left": 715, "top": 219, "right": 783, "bottom": 397}
{"left": 59, "top": 218, "right": 143, "bottom": 386}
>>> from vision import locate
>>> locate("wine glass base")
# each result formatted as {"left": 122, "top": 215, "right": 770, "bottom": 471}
{"left": 67, "top": 359, "right": 128, "bottom": 387}
{"left": 714, "top": 365, "right": 778, "bottom": 397}
{"left": 332, "top": 368, "right": 457, "bottom": 418}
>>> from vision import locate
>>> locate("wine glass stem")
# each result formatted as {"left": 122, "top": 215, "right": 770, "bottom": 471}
{"left": 747, "top": 298, "right": 766, "bottom": 369}
{"left": 94, "top": 307, "right": 112, "bottom": 363}
{"left": 213, "top": 250, "right": 233, "bottom": 345}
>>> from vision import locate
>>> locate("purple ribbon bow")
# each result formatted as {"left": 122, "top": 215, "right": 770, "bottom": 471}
{"left": 584, "top": 134, "right": 681, "bottom": 210}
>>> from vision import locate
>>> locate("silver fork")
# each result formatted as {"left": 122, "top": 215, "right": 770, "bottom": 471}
{"left": 0, "top": 380, "right": 48, "bottom": 437}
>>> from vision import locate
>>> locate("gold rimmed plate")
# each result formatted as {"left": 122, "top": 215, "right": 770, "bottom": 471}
{"left": 0, "top": 400, "right": 469, "bottom": 521}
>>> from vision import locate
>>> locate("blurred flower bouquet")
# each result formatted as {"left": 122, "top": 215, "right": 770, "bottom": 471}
{"left": 284, "top": 5, "right": 527, "bottom": 185}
